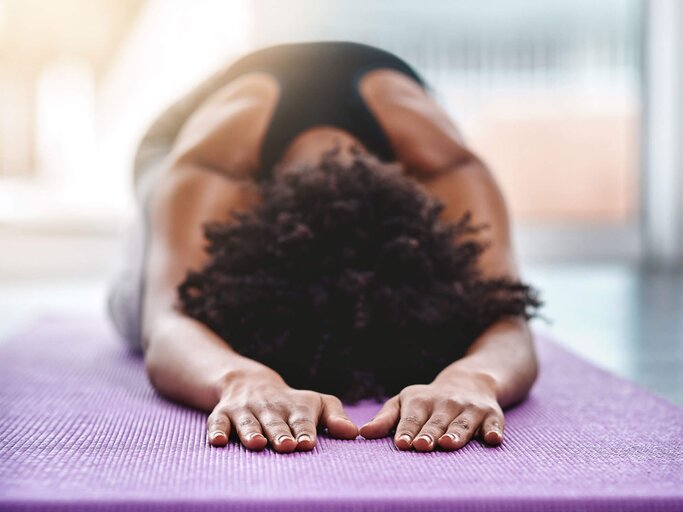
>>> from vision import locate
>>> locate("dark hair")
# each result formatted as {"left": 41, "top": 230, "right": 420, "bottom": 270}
{"left": 177, "top": 149, "right": 542, "bottom": 402}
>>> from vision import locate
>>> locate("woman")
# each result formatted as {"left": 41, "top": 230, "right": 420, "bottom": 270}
{"left": 107, "top": 41, "right": 542, "bottom": 454}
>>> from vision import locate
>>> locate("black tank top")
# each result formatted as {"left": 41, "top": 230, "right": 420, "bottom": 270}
{"left": 216, "top": 41, "right": 427, "bottom": 179}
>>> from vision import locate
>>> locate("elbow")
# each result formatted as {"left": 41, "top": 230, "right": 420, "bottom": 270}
{"left": 524, "top": 349, "right": 540, "bottom": 398}
{"left": 141, "top": 320, "right": 173, "bottom": 395}
{"left": 143, "top": 343, "right": 163, "bottom": 393}
{"left": 143, "top": 341, "right": 177, "bottom": 403}
{"left": 520, "top": 328, "right": 540, "bottom": 400}
{"left": 140, "top": 310, "right": 180, "bottom": 392}
{"left": 509, "top": 318, "right": 540, "bottom": 404}
{"left": 530, "top": 345, "right": 540, "bottom": 384}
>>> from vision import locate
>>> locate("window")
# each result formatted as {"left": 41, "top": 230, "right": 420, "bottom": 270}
{"left": 0, "top": 0, "right": 646, "bottom": 260}
{"left": 252, "top": 0, "right": 644, "bottom": 258}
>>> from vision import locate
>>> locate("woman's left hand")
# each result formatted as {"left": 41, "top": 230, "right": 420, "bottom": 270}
{"left": 359, "top": 372, "right": 505, "bottom": 451}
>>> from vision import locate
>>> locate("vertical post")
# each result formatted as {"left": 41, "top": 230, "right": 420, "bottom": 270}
{"left": 642, "top": 0, "right": 683, "bottom": 268}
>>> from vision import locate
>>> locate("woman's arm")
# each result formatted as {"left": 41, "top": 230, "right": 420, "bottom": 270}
{"left": 417, "top": 155, "right": 539, "bottom": 406}
{"left": 360, "top": 158, "right": 538, "bottom": 451}
{"left": 359, "top": 73, "right": 539, "bottom": 450}
{"left": 141, "top": 163, "right": 357, "bottom": 452}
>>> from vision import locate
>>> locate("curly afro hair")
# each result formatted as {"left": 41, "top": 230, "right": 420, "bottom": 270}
{"left": 177, "top": 149, "right": 542, "bottom": 402}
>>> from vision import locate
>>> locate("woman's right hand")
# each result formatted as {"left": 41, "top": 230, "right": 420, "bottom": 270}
{"left": 207, "top": 367, "right": 359, "bottom": 452}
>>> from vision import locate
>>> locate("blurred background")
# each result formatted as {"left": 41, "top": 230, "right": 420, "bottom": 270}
{"left": 0, "top": 0, "right": 681, "bottom": 402}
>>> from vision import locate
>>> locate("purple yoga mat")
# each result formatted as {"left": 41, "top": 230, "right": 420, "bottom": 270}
{"left": 0, "top": 315, "right": 682, "bottom": 512}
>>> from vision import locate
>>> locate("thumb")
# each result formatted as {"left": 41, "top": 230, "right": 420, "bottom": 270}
{"left": 319, "top": 394, "right": 359, "bottom": 439}
{"left": 359, "top": 395, "right": 400, "bottom": 439}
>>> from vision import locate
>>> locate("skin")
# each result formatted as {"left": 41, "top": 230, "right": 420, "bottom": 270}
{"left": 141, "top": 68, "right": 538, "bottom": 453}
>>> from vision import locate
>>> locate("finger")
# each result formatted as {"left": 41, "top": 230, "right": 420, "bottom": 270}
{"left": 230, "top": 408, "right": 268, "bottom": 451}
{"left": 394, "top": 399, "right": 430, "bottom": 450}
{"left": 480, "top": 412, "right": 505, "bottom": 446}
{"left": 288, "top": 408, "right": 318, "bottom": 451}
{"left": 319, "top": 394, "right": 359, "bottom": 439}
{"left": 413, "top": 412, "right": 452, "bottom": 452}
{"left": 438, "top": 409, "right": 485, "bottom": 451}
{"left": 258, "top": 414, "right": 297, "bottom": 453}
{"left": 207, "top": 407, "right": 231, "bottom": 447}
{"left": 359, "top": 396, "right": 400, "bottom": 439}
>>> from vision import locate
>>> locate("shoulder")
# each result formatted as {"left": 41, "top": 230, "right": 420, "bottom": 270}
{"left": 169, "top": 72, "right": 280, "bottom": 179}
{"left": 359, "top": 69, "right": 474, "bottom": 175}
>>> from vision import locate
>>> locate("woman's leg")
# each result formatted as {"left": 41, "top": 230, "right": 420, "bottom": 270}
{"left": 107, "top": 59, "right": 241, "bottom": 351}
{"left": 105, "top": 161, "right": 165, "bottom": 353}
{"left": 106, "top": 196, "right": 150, "bottom": 353}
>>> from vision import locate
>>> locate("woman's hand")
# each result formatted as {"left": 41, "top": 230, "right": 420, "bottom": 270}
{"left": 359, "top": 371, "right": 504, "bottom": 451}
{"left": 207, "top": 367, "right": 359, "bottom": 452}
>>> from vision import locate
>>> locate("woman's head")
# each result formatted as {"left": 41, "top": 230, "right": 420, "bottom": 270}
{"left": 178, "top": 149, "right": 542, "bottom": 402}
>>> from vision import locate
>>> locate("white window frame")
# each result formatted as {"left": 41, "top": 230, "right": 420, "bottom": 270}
{"left": 641, "top": 0, "right": 683, "bottom": 268}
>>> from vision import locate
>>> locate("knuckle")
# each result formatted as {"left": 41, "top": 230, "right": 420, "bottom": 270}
{"left": 211, "top": 402, "right": 231, "bottom": 416}
{"left": 262, "top": 417, "right": 287, "bottom": 429}
{"left": 486, "top": 420, "right": 503, "bottom": 430}
{"left": 261, "top": 399, "right": 287, "bottom": 412}
{"left": 419, "top": 425, "right": 440, "bottom": 437}
{"left": 487, "top": 416, "right": 504, "bottom": 429}
{"left": 295, "top": 390, "right": 317, "bottom": 401}
{"left": 480, "top": 405, "right": 499, "bottom": 417}
{"left": 404, "top": 396, "right": 430, "bottom": 410}
{"left": 289, "top": 416, "right": 316, "bottom": 429}
{"left": 303, "top": 390, "right": 319, "bottom": 400}
{"left": 218, "top": 392, "right": 247, "bottom": 406}
{"left": 207, "top": 411, "right": 227, "bottom": 425}
{"left": 427, "top": 415, "right": 451, "bottom": 430}
{"left": 441, "top": 397, "right": 464, "bottom": 410}
{"left": 294, "top": 403, "right": 316, "bottom": 416}
{"left": 226, "top": 404, "right": 248, "bottom": 416}
{"left": 451, "top": 417, "right": 473, "bottom": 431}
{"left": 399, "top": 414, "right": 424, "bottom": 427}
{"left": 237, "top": 415, "right": 259, "bottom": 429}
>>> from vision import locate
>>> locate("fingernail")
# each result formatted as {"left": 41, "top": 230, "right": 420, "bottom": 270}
{"left": 277, "top": 434, "right": 293, "bottom": 444}
{"left": 398, "top": 434, "right": 412, "bottom": 445}
{"left": 247, "top": 432, "right": 262, "bottom": 441}
{"left": 442, "top": 433, "right": 458, "bottom": 443}
{"left": 209, "top": 431, "right": 224, "bottom": 441}
{"left": 489, "top": 430, "right": 502, "bottom": 442}
{"left": 297, "top": 434, "right": 312, "bottom": 443}
{"left": 417, "top": 435, "right": 433, "bottom": 446}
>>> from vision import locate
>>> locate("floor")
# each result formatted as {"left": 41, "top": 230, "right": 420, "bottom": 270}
{"left": 0, "top": 262, "right": 681, "bottom": 406}
{"left": 522, "top": 262, "right": 683, "bottom": 405}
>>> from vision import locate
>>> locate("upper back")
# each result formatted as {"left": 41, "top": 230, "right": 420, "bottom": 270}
{"left": 167, "top": 44, "right": 470, "bottom": 181}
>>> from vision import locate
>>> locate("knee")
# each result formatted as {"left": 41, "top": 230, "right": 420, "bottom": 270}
{"left": 106, "top": 275, "right": 144, "bottom": 354}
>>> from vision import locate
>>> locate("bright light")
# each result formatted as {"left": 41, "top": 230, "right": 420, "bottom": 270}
{"left": 36, "top": 56, "right": 96, "bottom": 190}
{"left": 0, "top": 0, "right": 6, "bottom": 31}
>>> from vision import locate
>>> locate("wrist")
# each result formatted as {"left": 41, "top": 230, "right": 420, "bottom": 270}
{"left": 214, "top": 364, "right": 286, "bottom": 400}
{"left": 432, "top": 367, "right": 498, "bottom": 398}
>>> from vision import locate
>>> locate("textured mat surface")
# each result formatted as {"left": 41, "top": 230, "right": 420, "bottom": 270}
{"left": 0, "top": 315, "right": 682, "bottom": 512}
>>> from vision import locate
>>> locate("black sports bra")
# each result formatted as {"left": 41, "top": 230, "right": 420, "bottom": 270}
{"left": 216, "top": 41, "right": 428, "bottom": 179}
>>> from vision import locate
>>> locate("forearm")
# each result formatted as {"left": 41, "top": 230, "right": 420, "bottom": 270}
{"left": 362, "top": 315, "right": 536, "bottom": 449}
{"left": 145, "top": 309, "right": 359, "bottom": 452}
{"left": 420, "top": 155, "right": 537, "bottom": 407}
{"left": 139, "top": 162, "right": 268, "bottom": 412}
{"left": 433, "top": 316, "right": 538, "bottom": 408}
{"left": 144, "top": 311, "right": 280, "bottom": 412}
